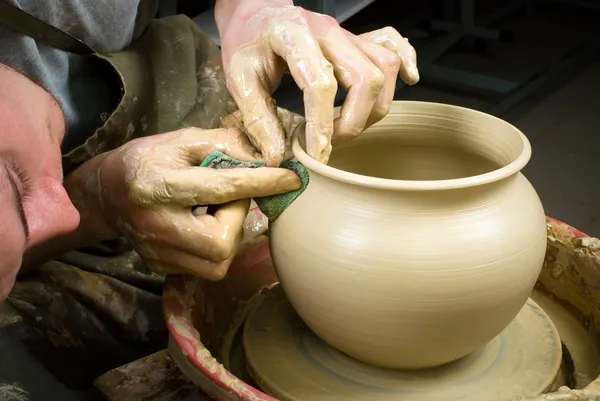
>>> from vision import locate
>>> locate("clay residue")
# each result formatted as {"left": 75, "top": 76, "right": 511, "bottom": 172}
{"left": 527, "top": 219, "right": 600, "bottom": 399}
{"left": 521, "top": 381, "right": 600, "bottom": 400}
{"left": 532, "top": 291, "right": 600, "bottom": 389}
{"left": 243, "top": 285, "right": 561, "bottom": 401}
{"left": 0, "top": 383, "right": 28, "bottom": 401}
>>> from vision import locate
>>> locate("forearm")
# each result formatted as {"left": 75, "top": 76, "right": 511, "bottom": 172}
{"left": 20, "top": 153, "right": 118, "bottom": 271}
{"left": 214, "top": 0, "right": 292, "bottom": 35}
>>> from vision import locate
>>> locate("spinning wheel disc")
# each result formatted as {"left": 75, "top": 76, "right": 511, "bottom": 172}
{"left": 243, "top": 285, "right": 562, "bottom": 401}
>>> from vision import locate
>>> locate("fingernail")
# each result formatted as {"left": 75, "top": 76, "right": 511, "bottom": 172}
{"left": 318, "top": 144, "right": 332, "bottom": 164}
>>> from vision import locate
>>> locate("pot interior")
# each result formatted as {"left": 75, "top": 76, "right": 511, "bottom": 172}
{"left": 328, "top": 135, "right": 504, "bottom": 181}
{"left": 298, "top": 101, "right": 529, "bottom": 185}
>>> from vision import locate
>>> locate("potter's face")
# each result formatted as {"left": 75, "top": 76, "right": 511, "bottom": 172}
{"left": 0, "top": 65, "right": 80, "bottom": 302}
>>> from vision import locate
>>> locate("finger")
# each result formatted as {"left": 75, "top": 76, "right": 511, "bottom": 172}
{"left": 173, "top": 127, "right": 262, "bottom": 163}
{"left": 145, "top": 244, "right": 237, "bottom": 281}
{"left": 182, "top": 198, "right": 249, "bottom": 261}
{"left": 267, "top": 19, "right": 338, "bottom": 163}
{"left": 344, "top": 31, "right": 401, "bottom": 129}
{"left": 134, "top": 200, "right": 249, "bottom": 266}
{"left": 226, "top": 46, "right": 288, "bottom": 167}
{"left": 158, "top": 167, "right": 300, "bottom": 206}
{"left": 358, "top": 27, "right": 419, "bottom": 86}
{"left": 222, "top": 109, "right": 306, "bottom": 162}
{"left": 318, "top": 27, "right": 385, "bottom": 142}
{"left": 274, "top": 107, "right": 306, "bottom": 161}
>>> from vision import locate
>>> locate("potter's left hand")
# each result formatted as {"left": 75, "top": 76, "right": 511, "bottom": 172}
{"left": 63, "top": 127, "right": 300, "bottom": 280}
{"left": 216, "top": 0, "right": 420, "bottom": 166}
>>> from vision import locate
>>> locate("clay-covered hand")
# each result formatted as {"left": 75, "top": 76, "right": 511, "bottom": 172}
{"left": 221, "top": 107, "right": 306, "bottom": 162}
{"left": 92, "top": 128, "right": 300, "bottom": 280}
{"left": 216, "top": 0, "right": 419, "bottom": 166}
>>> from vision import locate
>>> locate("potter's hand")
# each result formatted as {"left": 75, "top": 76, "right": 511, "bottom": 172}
{"left": 94, "top": 128, "right": 300, "bottom": 280}
{"left": 216, "top": 0, "right": 419, "bottom": 166}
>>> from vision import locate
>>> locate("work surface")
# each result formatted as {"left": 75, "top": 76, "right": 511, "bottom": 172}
{"left": 94, "top": 351, "right": 210, "bottom": 401}
{"left": 0, "top": 320, "right": 207, "bottom": 400}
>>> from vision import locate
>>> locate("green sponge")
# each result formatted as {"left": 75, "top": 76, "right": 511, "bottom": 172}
{"left": 200, "top": 151, "right": 309, "bottom": 221}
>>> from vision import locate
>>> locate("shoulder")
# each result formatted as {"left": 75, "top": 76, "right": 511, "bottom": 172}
{"left": 2, "top": 0, "right": 158, "bottom": 53}
{"left": 0, "top": 1, "right": 158, "bottom": 152}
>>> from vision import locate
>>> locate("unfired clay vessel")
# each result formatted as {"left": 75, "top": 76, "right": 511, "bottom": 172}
{"left": 269, "top": 101, "right": 548, "bottom": 369}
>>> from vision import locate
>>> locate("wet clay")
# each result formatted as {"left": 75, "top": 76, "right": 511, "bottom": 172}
{"left": 531, "top": 291, "right": 600, "bottom": 389}
{"left": 269, "top": 101, "right": 548, "bottom": 369}
{"left": 243, "top": 284, "right": 562, "bottom": 401}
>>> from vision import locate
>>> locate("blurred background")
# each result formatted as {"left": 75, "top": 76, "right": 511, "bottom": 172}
{"left": 182, "top": 0, "right": 600, "bottom": 236}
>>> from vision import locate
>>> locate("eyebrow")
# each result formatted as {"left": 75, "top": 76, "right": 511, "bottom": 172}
{"left": 2, "top": 164, "right": 30, "bottom": 241}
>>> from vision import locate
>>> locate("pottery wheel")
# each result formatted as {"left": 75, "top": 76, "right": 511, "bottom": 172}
{"left": 243, "top": 285, "right": 563, "bottom": 401}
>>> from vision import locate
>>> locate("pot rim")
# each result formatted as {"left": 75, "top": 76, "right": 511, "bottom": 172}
{"left": 293, "top": 101, "right": 532, "bottom": 191}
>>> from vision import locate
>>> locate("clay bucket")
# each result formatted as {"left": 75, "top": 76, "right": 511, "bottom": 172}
{"left": 163, "top": 217, "right": 600, "bottom": 400}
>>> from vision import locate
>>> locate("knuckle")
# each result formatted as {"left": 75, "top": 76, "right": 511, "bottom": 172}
{"left": 209, "top": 232, "right": 234, "bottom": 262}
{"left": 128, "top": 168, "right": 173, "bottom": 207}
{"left": 207, "top": 264, "right": 230, "bottom": 281}
{"left": 140, "top": 177, "right": 172, "bottom": 205}
{"left": 128, "top": 180, "right": 152, "bottom": 206}
{"left": 381, "top": 26, "right": 401, "bottom": 39}
{"left": 147, "top": 261, "right": 170, "bottom": 275}
{"left": 368, "top": 69, "right": 386, "bottom": 91}
{"left": 383, "top": 52, "right": 402, "bottom": 71}
{"left": 346, "top": 125, "right": 364, "bottom": 138}
{"left": 373, "top": 101, "right": 391, "bottom": 119}
{"left": 318, "top": 13, "right": 337, "bottom": 26}
{"left": 308, "top": 77, "right": 337, "bottom": 95}
{"left": 265, "top": 149, "right": 285, "bottom": 167}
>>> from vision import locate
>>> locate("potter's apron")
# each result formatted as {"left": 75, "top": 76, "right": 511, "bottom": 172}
{"left": 0, "top": 3, "right": 237, "bottom": 389}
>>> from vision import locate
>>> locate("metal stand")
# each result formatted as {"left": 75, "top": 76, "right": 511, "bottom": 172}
{"left": 488, "top": 26, "right": 600, "bottom": 116}
{"left": 411, "top": 0, "right": 528, "bottom": 94}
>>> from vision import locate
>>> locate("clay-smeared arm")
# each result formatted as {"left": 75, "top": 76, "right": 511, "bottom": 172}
{"left": 215, "top": 0, "right": 419, "bottom": 166}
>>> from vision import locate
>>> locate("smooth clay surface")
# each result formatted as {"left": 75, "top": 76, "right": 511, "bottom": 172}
{"left": 269, "top": 101, "right": 549, "bottom": 369}
{"left": 243, "top": 285, "right": 563, "bottom": 401}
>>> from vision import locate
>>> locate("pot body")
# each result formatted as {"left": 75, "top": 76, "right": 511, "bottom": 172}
{"left": 269, "top": 102, "right": 547, "bottom": 369}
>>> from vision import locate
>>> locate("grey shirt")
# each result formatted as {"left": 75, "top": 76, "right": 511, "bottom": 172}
{"left": 0, "top": 0, "right": 158, "bottom": 153}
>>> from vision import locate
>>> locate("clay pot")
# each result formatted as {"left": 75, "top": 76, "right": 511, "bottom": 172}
{"left": 160, "top": 218, "right": 600, "bottom": 400}
{"left": 268, "top": 101, "right": 548, "bottom": 369}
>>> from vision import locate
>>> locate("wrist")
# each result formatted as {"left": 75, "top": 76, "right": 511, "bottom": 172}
{"left": 214, "top": 0, "right": 293, "bottom": 36}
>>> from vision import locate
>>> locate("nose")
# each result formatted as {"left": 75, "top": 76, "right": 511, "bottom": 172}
{"left": 25, "top": 176, "right": 80, "bottom": 247}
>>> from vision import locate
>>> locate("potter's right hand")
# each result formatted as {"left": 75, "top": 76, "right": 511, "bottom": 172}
{"left": 92, "top": 128, "right": 300, "bottom": 280}
{"left": 217, "top": 1, "right": 420, "bottom": 166}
